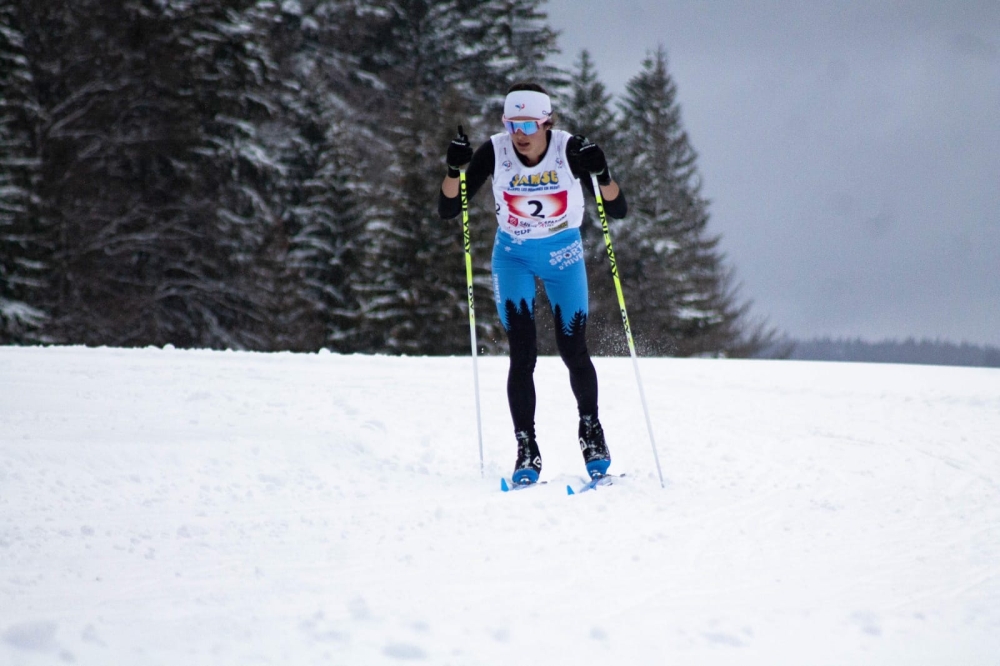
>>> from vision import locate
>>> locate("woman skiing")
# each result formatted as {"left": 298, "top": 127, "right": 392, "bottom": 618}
{"left": 438, "top": 82, "right": 628, "bottom": 485}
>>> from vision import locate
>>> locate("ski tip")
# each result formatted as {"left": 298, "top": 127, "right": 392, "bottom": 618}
{"left": 566, "top": 485, "right": 575, "bottom": 496}
{"left": 500, "top": 478, "right": 510, "bottom": 492}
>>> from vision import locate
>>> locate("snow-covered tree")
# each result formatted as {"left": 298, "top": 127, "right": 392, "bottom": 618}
{"left": 22, "top": 0, "right": 286, "bottom": 348}
{"left": 254, "top": 2, "right": 362, "bottom": 352}
{"left": 164, "top": 0, "right": 286, "bottom": 349}
{"left": 0, "top": 3, "right": 47, "bottom": 342}
{"left": 561, "top": 50, "right": 616, "bottom": 145}
{"left": 480, "top": 0, "right": 567, "bottom": 103}
{"left": 614, "top": 47, "right": 769, "bottom": 356}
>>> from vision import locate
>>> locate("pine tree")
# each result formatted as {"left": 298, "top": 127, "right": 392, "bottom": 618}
{"left": 480, "top": 0, "right": 567, "bottom": 101}
{"left": 6, "top": 0, "right": 286, "bottom": 349}
{"left": 168, "top": 0, "right": 285, "bottom": 349}
{"left": 268, "top": 106, "right": 373, "bottom": 353}
{"left": 561, "top": 50, "right": 616, "bottom": 146}
{"left": 338, "top": 1, "right": 468, "bottom": 354}
{"left": 15, "top": 0, "right": 154, "bottom": 345}
{"left": 0, "top": 2, "right": 47, "bottom": 342}
{"left": 256, "top": 0, "right": 374, "bottom": 352}
{"left": 614, "top": 47, "right": 772, "bottom": 357}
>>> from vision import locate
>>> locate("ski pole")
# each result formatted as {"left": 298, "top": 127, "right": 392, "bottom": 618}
{"left": 460, "top": 157, "right": 485, "bottom": 477}
{"left": 591, "top": 173, "right": 665, "bottom": 488}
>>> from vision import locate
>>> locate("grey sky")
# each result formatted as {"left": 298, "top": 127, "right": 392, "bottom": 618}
{"left": 545, "top": 1, "right": 1000, "bottom": 345}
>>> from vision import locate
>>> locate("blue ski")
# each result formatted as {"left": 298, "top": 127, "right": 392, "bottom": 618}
{"left": 500, "top": 477, "right": 547, "bottom": 492}
{"left": 566, "top": 473, "right": 625, "bottom": 495}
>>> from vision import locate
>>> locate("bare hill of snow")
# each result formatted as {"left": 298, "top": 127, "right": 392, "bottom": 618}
{"left": 2, "top": 346, "right": 998, "bottom": 664}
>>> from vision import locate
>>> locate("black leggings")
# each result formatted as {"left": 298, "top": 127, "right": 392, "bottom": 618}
{"left": 503, "top": 298, "right": 598, "bottom": 435}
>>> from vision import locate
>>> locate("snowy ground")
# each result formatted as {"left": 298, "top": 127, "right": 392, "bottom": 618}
{"left": 1, "top": 346, "right": 999, "bottom": 665}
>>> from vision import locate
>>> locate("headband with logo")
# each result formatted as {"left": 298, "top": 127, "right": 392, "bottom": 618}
{"left": 503, "top": 90, "right": 552, "bottom": 121}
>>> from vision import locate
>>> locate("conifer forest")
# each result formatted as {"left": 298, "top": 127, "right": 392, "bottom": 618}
{"left": 1, "top": 0, "right": 775, "bottom": 356}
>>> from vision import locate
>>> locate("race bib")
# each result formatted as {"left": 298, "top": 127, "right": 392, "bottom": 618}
{"left": 503, "top": 191, "right": 569, "bottom": 221}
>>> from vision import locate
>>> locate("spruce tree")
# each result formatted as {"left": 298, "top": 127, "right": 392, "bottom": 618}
{"left": 0, "top": 2, "right": 47, "bottom": 342}
{"left": 167, "top": 0, "right": 284, "bottom": 349}
{"left": 614, "top": 47, "right": 772, "bottom": 357}
{"left": 257, "top": 0, "right": 374, "bottom": 352}
{"left": 341, "top": 1, "right": 468, "bottom": 354}
{"left": 270, "top": 113, "right": 373, "bottom": 353}
{"left": 6, "top": 0, "right": 285, "bottom": 349}
{"left": 17, "top": 0, "right": 157, "bottom": 345}
{"left": 480, "top": 0, "right": 567, "bottom": 101}
{"left": 561, "top": 50, "right": 617, "bottom": 146}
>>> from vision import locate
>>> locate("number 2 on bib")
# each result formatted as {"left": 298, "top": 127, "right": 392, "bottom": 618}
{"left": 503, "top": 191, "right": 569, "bottom": 220}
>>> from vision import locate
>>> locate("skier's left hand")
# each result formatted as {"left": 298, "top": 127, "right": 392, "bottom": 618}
{"left": 569, "top": 136, "right": 610, "bottom": 185}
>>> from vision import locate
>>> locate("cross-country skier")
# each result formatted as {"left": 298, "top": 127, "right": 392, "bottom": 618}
{"left": 438, "top": 82, "right": 628, "bottom": 485}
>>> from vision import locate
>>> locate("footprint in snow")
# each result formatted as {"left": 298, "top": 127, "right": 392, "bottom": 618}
{"left": 3, "top": 621, "right": 58, "bottom": 652}
{"left": 383, "top": 642, "right": 427, "bottom": 660}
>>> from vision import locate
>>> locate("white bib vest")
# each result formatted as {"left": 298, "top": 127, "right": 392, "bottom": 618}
{"left": 490, "top": 129, "right": 585, "bottom": 240}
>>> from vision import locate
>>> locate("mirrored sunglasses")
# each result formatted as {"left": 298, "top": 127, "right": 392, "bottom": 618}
{"left": 503, "top": 119, "right": 543, "bottom": 135}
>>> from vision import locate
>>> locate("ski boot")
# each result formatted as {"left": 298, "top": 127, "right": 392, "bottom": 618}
{"left": 512, "top": 429, "right": 542, "bottom": 485}
{"left": 579, "top": 414, "right": 611, "bottom": 479}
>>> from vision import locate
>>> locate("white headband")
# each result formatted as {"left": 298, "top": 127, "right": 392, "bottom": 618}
{"left": 503, "top": 90, "right": 552, "bottom": 120}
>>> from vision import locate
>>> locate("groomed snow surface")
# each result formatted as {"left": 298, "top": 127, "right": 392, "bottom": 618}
{"left": 2, "top": 346, "right": 998, "bottom": 665}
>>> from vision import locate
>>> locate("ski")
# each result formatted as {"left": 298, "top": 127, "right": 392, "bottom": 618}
{"left": 566, "top": 473, "right": 625, "bottom": 495}
{"left": 500, "top": 477, "right": 547, "bottom": 492}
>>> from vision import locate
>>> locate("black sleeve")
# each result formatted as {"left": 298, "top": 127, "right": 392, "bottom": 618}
{"left": 594, "top": 182, "right": 627, "bottom": 219}
{"left": 567, "top": 135, "right": 628, "bottom": 219}
{"left": 438, "top": 140, "right": 495, "bottom": 219}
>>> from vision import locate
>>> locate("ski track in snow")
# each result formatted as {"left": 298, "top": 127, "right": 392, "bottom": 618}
{"left": 1, "top": 346, "right": 999, "bottom": 665}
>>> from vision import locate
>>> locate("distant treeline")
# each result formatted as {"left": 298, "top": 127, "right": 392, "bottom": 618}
{"left": 775, "top": 337, "right": 1000, "bottom": 368}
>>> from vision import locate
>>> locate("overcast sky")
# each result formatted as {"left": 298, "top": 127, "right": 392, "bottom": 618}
{"left": 544, "top": 1, "right": 1000, "bottom": 346}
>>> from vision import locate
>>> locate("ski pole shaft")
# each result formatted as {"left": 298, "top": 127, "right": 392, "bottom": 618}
{"left": 460, "top": 167, "right": 485, "bottom": 477}
{"left": 591, "top": 174, "right": 664, "bottom": 488}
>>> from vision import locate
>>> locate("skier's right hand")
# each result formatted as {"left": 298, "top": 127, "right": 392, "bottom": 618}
{"left": 446, "top": 125, "right": 473, "bottom": 171}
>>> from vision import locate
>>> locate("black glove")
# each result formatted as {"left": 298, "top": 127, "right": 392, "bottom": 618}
{"left": 446, "top": 125, "right": 472, "bottom": 176}
{"left": 569, "top": 135, "right": 611, "bottom": 185}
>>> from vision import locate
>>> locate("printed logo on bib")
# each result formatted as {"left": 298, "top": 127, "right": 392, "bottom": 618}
{"left": 503, "top": 191, "right": 568, "bottom": 220}
{"left": 508, "top": 170, "right": 559, "bottom": 189}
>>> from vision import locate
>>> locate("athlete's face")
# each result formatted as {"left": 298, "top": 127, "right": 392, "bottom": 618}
{"left": 507, "top": 117, "right": 549, "bottom": 165}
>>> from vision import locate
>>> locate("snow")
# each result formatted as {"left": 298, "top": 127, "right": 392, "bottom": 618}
{"left": 2, "top": 345, "right": 998, "bottom": 665}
